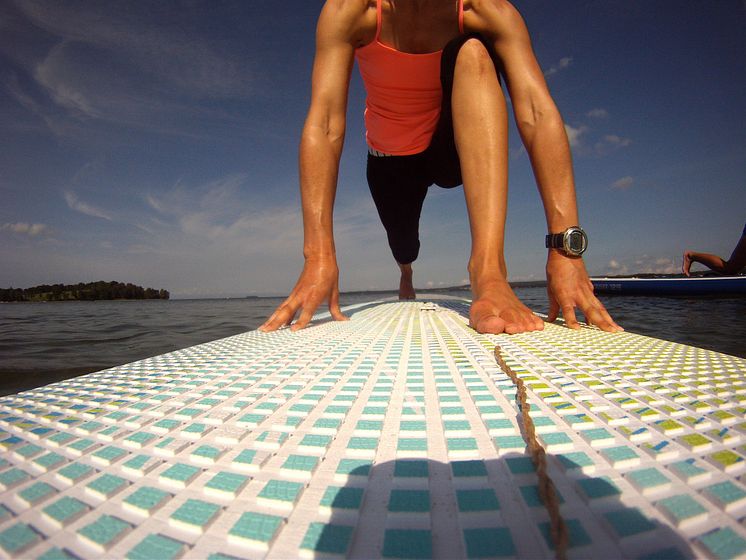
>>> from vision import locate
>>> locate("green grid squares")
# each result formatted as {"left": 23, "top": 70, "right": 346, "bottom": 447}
{"left": 463, "top": 527, "right": 515, "bottom": 558}
{"left": 320, "top": 486, "right": 364, "bottom": 511}
{"left": 0, "top": 523, "right": 40, "bottom": 555}
{"left": 228, "top": 511, "right": 285, "bottom": 547}
{"left": 169, "top": 498, "right": 221, "bottom": 533}
{"left": 388, "top": 489, "right": 430, "bottom": 513}
{"left": 204, "top": 471, "right": 250, "bottom": 498}
{"left": 42, "top": 496, "right": 88, "bottom": 527}
{"left": 300, "top": 522, "right": 354, "bottom": 556}
{"left": 123, "top": 486, "right": 170, "bottom": 515}
{"left": 656, "top": 494, "right": 708, "bottom": 528}
{"left": 258, "top": 479, "right": 305, "bottom": 506}
{"left": 18, "top": 481, "right": 57, "bottom": 506}
{"left": 702, "top": 480, "right": 746, "bottom": 512}
{"left": 603, "top": 508, "right": 656, "bottom": 539}
{"left": 383, "top": 529, "right": 432, "bottom": 559}
{"left": 159, "top": 463, "right": 201, "bottom": 488}
{"left": 456, "top": 488, "right": 500, "bottom": 512}
{"left": 126, "top": 534, "right": 186, "bottom": 560}
{"left": 77, "top": 514, "right": 131, "bottom": 550}
{"left": 86, "top": 473, "right": 128, "bottom": 499}
{"left": 335, "top": 459, "right": 372, "bottom": 479}
{"left": 696, "top": 527, "right": 746, "bottom": 559}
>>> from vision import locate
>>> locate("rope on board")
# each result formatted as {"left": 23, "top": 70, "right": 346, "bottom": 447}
{"left": 495, "top": 345, "right": 569, "bottom": 560}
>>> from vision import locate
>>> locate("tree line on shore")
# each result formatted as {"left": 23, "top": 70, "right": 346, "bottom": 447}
{"left": 0, "top": 281, "right": 170, "bottom": 302}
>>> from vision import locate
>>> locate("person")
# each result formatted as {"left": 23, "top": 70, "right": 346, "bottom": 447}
{"left": 260, "top": 0, "right": 622, "bottom": 334}
{"left": 682, "top": 223, "right": 746, "bottom": 276}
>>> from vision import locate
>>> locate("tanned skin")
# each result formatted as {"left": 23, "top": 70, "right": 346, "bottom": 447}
{"left": 260, "top": 0, "right": 621, "bottom": 334}
{"left": 683, "top": 233, "right": 746, "bottom": 276}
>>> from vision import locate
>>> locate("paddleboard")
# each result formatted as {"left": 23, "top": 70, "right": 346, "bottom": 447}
{"left": 591, "top": 275, "right": 746, "bottom": 296}
{"left": 0, "top": 297, "right": 744, "bottom": 559}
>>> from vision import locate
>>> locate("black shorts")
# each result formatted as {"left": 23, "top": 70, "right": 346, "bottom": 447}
{"left": 366, "top": 33, "right": 502, "bottom": 264}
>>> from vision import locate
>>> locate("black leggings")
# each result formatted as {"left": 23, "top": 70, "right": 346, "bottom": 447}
{"left": 366, "top": 33, "right": 502, "bottom": 265}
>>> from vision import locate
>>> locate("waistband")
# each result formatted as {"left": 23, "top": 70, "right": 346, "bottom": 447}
{"left": 368, "top": 147, "right": 394, "bottom": 157}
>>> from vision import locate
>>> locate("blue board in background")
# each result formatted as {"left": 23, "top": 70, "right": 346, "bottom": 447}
{"left": 591, "top": 275, "right": 746, "bottom": 296}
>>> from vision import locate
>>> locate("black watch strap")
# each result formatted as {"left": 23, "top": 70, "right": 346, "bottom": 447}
{"left": 545, "top": 233, "right": 564, "bottom": 249}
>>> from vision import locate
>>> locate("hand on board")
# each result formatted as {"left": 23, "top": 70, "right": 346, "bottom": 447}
{"left": 259, "top": 256, "right": 348, "bottom": 332}
{"left": 546, "top": 251, "right": 622, "bottom": 332}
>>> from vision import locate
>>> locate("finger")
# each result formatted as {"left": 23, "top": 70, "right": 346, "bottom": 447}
{"left": 584, "top": 301, "right": 623, "bottom": 332}
{"left": 290, "top": 292, "right": 325, "bottom": 331}
{"left": 290, "top": 309, "right": 314, "bottom": 332}
{"left": 260, "top": 303, "right": 298, "bottom": 332}
{"left": 259, "top": 305, "right": 286, "bottom": 331}
{"left": 561, "top": 304, "right": 581, "bottom": 329}
{"left": 329, "top": 287, "right": 349, "bottom": 322}
{"left": 547, "top": 296, "right": 560, "bottom": 323}
{"left": 259, "top": 295, "right": 295, "bottom": 330}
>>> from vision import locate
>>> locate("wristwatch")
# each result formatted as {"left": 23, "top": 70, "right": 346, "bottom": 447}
{"left": 545, "top": 226, "right": 588, "bottom": 257}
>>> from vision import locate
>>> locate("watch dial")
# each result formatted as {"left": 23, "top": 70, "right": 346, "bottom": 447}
{"left": 568, "top": 232, "right": 584, "bottom": 252}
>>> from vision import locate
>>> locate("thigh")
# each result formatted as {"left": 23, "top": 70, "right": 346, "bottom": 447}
{"left": 427, "top": 33, "right": 503, "bottom": 188}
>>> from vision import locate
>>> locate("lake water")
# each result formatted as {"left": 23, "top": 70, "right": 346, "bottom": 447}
{"left": 1, "top": 287, "right": 744, "bottom": 395}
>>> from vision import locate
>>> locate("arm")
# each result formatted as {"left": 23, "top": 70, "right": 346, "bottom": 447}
{"left": 466, "top": 0, "right": 621, "bottom": 331}
{"left": 261, "top": 0, "right": 364, "bottom": 332}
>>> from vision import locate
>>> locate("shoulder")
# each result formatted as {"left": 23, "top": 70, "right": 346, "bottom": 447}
{"left": 463, "top": 0, "right": 528, "bottom": 41}
{"left": 318, "top": 0, "right": 376, "bottom": 47}
{"left": 321, "top": 0, "right": 372, "bottom": 18}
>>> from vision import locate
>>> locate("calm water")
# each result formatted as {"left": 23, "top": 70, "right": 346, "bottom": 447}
{"left": 0, "top": 288, "right": 743, "bottom": 395}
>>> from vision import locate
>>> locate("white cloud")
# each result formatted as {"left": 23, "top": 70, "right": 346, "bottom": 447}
{"left": 564, "top": 124, "right": 588, "bottom": 148}
{"left": 34, "top": 44, "right": 101, "bottom": 119}
{"left": 611, "top": 176, "right": 634, "bottom": 190}
{"left": 15, "top": 1, "right": 251, "bottom": 100}
{"left": 2, "top": 222, "right": 48, "bottom": 236}
{"left": 601, "top": 134, "right": 632, "bottom": 148}
{"left": 566, "top": 124, "right": 631, "bottom": 156}
{"left": 586, "top": 108, "right": 609, "bottom": 119}
{"left": 544, "top": 57, "right": 573, "bottom": 77}
{"left": 7, "top": 1, "right": 255, "bottom": 140}
{"left": 63, "top": 191, "right": 113, "bottom": 220}
{"left": 605, "top": 254, "right": 679, "bottom": 276}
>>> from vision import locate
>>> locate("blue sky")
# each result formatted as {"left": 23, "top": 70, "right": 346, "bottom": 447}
{"left": 1, "top": 1, "right": 744, "bottom": 298}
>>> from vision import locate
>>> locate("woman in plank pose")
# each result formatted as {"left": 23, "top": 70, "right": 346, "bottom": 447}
{"left": 261, "top": 0, "right": 621, "bottom": 334}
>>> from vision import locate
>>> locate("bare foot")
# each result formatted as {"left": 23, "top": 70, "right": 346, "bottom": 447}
{"left": 682, "top": 251, "right": 693, "bottom": 276}
{"left": 399, "top": 263, "right": 416, "bottom": 300}
{"left": 470, "top": 279, "right": 544, "bottom": 334}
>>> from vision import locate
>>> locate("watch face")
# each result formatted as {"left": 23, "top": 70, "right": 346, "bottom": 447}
{"left": 565, "top": 229, "right": 587, "bottom": 255}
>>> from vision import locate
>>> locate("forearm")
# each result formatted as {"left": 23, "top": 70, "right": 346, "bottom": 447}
{"left": 518, "top": 108, "right": 579, "bottom": 232}
{"left": 299, "top": 122, "right": 344, "bottom": 259}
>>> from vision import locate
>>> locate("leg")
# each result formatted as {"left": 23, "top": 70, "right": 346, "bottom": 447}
{"left": 451, "top": 39, "right": 544, "bottom": 333}
{"left": 398, "top": 262, "right": 416, "bottom": 300}
{"left": 367, "top": 154, "right": 429, "bottom": 299}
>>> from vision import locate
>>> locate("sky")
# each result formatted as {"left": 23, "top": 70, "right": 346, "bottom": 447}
{"left": 1, "top": 1, "right": 744, "bottom": 298}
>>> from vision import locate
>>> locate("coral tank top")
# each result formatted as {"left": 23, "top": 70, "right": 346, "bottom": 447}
{"left": 355, "top": 0, "right": 464, "bottom": 155}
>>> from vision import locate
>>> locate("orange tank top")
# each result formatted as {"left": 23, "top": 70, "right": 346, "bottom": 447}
{"left": 355, "top": 0, "right": 464, "bottom": 156}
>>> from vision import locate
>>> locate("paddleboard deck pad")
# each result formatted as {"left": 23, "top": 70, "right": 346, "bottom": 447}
{"left": 0, "top": 298, "right": 745, "bottom": 559}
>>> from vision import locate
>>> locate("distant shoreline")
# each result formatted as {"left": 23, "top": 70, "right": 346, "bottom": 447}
{"left": 0, "top": 282, "right": 549, "bottom": 302}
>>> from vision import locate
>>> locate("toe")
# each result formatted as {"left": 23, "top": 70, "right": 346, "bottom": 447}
{"left": 474, "top": 314, "right": 507, "bottom": 334}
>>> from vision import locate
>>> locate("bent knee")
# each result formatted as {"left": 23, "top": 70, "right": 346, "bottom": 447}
{"left": 455, "top": 38, "right": 496, "bottom": 77}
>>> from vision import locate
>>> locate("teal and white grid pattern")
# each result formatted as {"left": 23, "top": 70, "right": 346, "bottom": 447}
{"left": 0, "top": 298, "right": 745, "bottom": 559}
